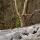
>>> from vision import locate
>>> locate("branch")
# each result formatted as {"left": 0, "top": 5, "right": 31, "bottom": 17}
{"left": 14, "top": 0, "right": 20, "bottom": 17}
{"left": 22, "top": 0, "right": 28, "bottom": 15}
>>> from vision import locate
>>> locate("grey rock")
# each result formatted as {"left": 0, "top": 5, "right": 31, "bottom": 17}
{"left": 13, "top": 32, "right": 22, "bottom": 39}
{"left": 0, "top": 24, "right": 40, "bottom": 40}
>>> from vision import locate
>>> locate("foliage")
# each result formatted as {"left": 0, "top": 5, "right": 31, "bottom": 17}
{"left": 16, "top": 16, "right": 21, "bottom": 28}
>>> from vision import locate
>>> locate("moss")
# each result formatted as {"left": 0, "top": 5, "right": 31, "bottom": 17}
{"left": 16, "top": 16, "right": 21, "bottom": 28}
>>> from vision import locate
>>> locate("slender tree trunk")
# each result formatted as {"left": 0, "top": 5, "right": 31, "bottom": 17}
{"left": 16, "top": 0, "right": 40, "bottom": 27}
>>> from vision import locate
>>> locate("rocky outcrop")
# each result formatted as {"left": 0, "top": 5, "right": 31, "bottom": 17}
{"left": 0, "top": 24, "right": 40, "bottom": 40}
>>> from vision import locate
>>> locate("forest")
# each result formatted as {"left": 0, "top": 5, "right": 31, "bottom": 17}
{"left": 0, "top": 0, "right": 40, "bottom": 29}
{"left": 0, "top": 0, "right": 40, "bottom": 40}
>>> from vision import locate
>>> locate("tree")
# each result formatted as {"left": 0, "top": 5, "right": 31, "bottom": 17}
{"left": 14, "top": 0, "right": 32, "bottom": 27}
{"left": 0, "top": 0, "right": 40, "bottom": 29}
{"left": 14, "top": 0, "right": 40, "bottom": 27}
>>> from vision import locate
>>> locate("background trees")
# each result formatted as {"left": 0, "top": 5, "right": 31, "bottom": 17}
{"left": 0, "top": 0, "right": 16, "bottom": 29}
{"left": 0, "top": 0, "right": 40, "bottom": 29}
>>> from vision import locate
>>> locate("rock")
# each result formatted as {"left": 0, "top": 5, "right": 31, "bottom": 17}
{"left": 13, "top": 32, "right": 22, "bottom": 39}
{"left": 0, "top": 24, "right": 40, "bottom": 40}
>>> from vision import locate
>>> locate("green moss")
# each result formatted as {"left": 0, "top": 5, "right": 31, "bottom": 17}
{"left": 16, "top": 16, "right": 21, "bottom": 28}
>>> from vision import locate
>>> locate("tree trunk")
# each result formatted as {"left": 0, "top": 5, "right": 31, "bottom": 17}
{"left": 20, "top": 14, "right": 32, "bottom": 27}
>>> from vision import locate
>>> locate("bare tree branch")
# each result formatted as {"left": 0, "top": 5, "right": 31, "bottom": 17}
{"left": 22, "top": 0, "right": 28, "bottom": 15}
{"left": 14, "top": 0, "right": 20, "bottom": 17}
{"left": 14, "top": 0, "right": 28, "bottom": 16}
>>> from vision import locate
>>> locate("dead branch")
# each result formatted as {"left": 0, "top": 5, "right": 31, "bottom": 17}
{"left": 22, "top": 0, "right": 28, "bottom": 15}
{"left": 14, "top": 0, "right": 20, "bottom": 17}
